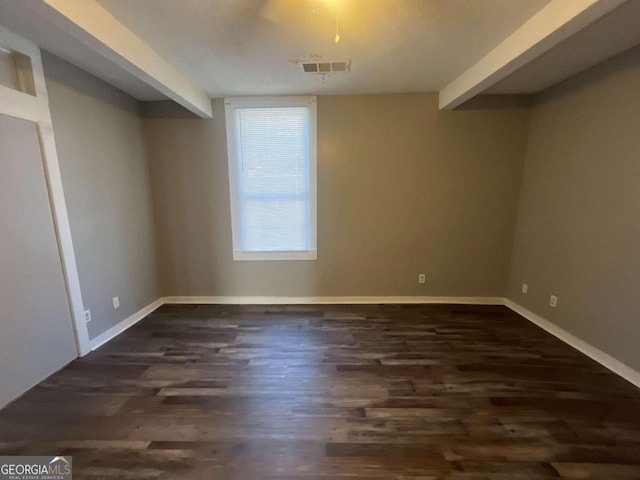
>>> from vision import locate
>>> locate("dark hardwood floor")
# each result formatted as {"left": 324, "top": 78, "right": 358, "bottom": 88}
{"left": 1, "top": 304, "right": 640, "bottom": 479}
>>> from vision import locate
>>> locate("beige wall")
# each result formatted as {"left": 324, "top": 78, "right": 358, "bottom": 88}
{"left": 144, "top": 94, "right": 530, "bottom": 297}
{"left": 507, "top": 47, "right": 640, "bottom": 371}
{"left": 44, "top": 53, "right": 159, "bottom": 339}
{"left": 0, "top": 114, "right": 77, "bottom": 408}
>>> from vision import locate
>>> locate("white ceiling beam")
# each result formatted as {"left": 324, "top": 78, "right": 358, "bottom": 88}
{"left": 438, "top": 0, "right": 628, "bottom": 110}
{"left": 29, "top": 0, "right": 212, "bottom": 117}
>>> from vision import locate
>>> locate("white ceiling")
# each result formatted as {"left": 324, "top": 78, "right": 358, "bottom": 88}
{"left": 95, "top": 0, "right": 551, "bottom": 98}
{"left": 1, "top": 0, "right": 638, "bottom": 105}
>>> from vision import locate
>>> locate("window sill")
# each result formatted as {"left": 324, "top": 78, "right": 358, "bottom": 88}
{"left": 232, "top": 249, "right": 317, "bottom": 261}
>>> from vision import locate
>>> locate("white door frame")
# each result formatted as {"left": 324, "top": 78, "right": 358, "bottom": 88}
{"left": 0, "top": 26, "right": 91, "bottom": 356}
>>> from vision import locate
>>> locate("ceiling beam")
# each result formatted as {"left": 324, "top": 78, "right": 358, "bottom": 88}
{"left": 438, "top": 0, "right": 627, "bottom": 110}
{"left": 30, "top": 0, "right": 212, "bottom": 118}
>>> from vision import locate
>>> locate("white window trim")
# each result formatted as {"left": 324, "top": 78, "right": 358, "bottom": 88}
{"left": 224, "top": 96, "right": 318, "bottom": 261}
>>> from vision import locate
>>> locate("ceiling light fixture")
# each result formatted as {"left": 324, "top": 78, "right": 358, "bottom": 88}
{"left": 335, "top": 0, "right": 341, "bottom": 43}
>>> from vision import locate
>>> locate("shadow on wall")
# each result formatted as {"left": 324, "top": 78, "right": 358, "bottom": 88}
{"left": 140, "top": 100, "right": 200, "bottom": 118}
{"left": 536, "top": 44, "right": 640, "bottom": 106}
{"left": 42, "top": 50, "right": 138, "bottom": 114}
{"left": 457, "top": 94, "right": 533, "bottom": 110}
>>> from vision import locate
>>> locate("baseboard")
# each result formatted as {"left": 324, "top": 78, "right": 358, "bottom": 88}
{"left": 85, "top": 295, "right": 640, "bottom": 390}
{"left": 504, "top": 299, "right": 640, "bottom": 389}
{"left": 161, "top": 295, "right": 505, "bottom": 305}
{"left": 88, "top": 295, "right": 501, "bottom": 352}
{"left": 89, "top": 298, "right": 164, "bottom": 351}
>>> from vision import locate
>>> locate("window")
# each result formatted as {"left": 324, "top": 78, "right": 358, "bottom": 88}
{"left": 225, "top": 96, "right": 317, "bottom": 261}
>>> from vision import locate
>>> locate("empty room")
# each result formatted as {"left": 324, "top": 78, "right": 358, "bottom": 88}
{"left": 1, "top": 0, "right": 639, "bottom": 478}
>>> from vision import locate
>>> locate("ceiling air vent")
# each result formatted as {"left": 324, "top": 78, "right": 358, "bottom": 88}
{"left": 300, "top": 60, "right": 351, "bottom": 74}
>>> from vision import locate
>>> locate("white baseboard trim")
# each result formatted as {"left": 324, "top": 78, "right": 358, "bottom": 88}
{"left": 87, "top": 295, "right": 501, "bottom": 353}
{"left": 89, "top": 298, "right": 164, "bottom": 351}
{"left": 85, "top": 294, "right": 640, "bottom": 391}
{"left": 161, "top": 295, "right": 505, "bottom": 305}
{"left": 504, "top": 299, "right": 640, "bottom": 389}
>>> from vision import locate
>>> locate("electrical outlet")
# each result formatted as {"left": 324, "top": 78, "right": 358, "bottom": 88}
{"left": 112, "top": 296, "right": 120, "bottom": 309}
{"left": 549, "top": 295, "right": 558, "bottom": 308}
{"left": 522, "top": 283, "right": 528, "bottom": 294}
{"left": 418, "top": 273, "right": 426, "bottom": 284}
{"left": 84, "top": 309, "right": 91, "bottom": 323}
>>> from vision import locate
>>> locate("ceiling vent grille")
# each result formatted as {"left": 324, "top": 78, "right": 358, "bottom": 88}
{"left": 300, "top": 60, "right": 351, "bottom": 74}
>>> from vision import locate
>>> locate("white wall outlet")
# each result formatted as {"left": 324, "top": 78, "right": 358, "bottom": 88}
{"left": 418, "top": 273, "right": 426, "bottom": 284}
{"left": 522, "top": 283, "right": 528, "bottom": 294}
{"left": 112, "top": 296, "right": 120, "bottom": 309}
{"left": 84, "top": 309, "right": 91, "bottom": 323}
{"left": 549, "top": 295, "right": 558, "bottom": 308}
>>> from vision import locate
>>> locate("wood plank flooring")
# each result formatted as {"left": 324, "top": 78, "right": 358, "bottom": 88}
{"left": 1, "top": 304, "right": 640, "bottom": 479}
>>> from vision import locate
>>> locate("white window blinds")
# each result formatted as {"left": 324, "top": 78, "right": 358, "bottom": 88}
{"left": 225, "top": 97, "right": 317, "bottom": 261}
